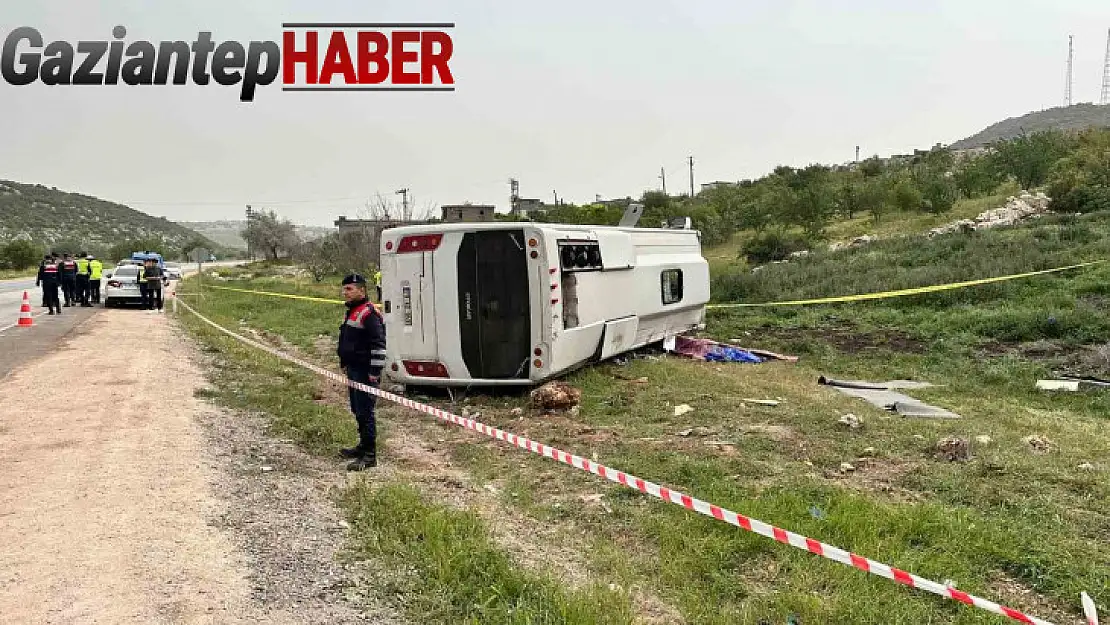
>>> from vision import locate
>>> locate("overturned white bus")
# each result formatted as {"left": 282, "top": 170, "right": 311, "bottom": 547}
{"left": 378, "top": 220, "right": 709, "bottom": 387}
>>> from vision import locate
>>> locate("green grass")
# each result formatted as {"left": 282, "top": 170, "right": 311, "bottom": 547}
{"left": 0, "top": 268, "right": 36, "bottom": 280}
{"left": 173, "top": 282, "right": 632, "bottom": 624}
{"left": 172, "top": 210, "right": 1110, "bottom": 624}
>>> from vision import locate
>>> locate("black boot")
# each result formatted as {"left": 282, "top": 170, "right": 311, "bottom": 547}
{"left": 339, "top": 446, "right": 364, "bottom": 459}
{"left": 346, "top": 453, "right": 376, "bottom": 471}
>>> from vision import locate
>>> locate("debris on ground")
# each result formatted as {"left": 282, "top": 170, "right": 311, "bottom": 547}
{"left": 928, "top": 190, "right": 1051, "bottom": 238}
{"left": 934, "top": 437, "right": 971, "bottom": 461}
{"left": 530, "top": 381, "right": 581, "bottom": 411}
{"left": 742, "top": 398, "right": 780, "bottom": 406}
{"left": 1036, "top": 379, "right": 1080, "bottom": 391}
{"left": 665, "top": 336, "right": 764, "bottom": 364}
{"left": 676, "top": 426, "right": 716, "bottom": 437}
{"left": 725, "top": 342, "right": 800, "bottom": 363}
{"left": 861, "top": 446, "right": 877, "bottom": 457}
{"left": 1022, "top": 435, "right": 1053, "bottom": 454}
{"left": 838, "top": 413, "right": 863, "bottom": 429}
{"left": 819, "top": 376, "right": 961, "bottom": 419}
{"left": 975, "top": 435, "right": 993, "bottom": 446}
{"left": 839, "top": 462, "right": 856, "bottom": 473}
{"left": 1036, "top": 376, "right": 1110, "bottom": 392}
{"left": 510, "top": 407, "right": 524, "bottom": 417}
{"left": 673, "top": 404, "right": 694, "bottom": 417}
{"left": 1078, "top": 462, "right": 1095, "bottom": 471}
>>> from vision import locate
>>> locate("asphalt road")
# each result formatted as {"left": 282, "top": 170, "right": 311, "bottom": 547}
{"left": 0, "top": 261, "right": 242, "bottom": 331}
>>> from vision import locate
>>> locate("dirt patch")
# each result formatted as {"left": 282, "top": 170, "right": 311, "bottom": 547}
{"left": 977, "top": 339, "right": 1110, "bottom": 376}
{"left": 750, "top": 325, "right": 928, "bottom": 354}
{"left": 826, "top": 457, "right": 928, "bottom": 503}
{"left": 0, "top": 309, "right": 396, "bottom": 624}
{"left": 987, "top": 572, "right": 1085, "bottom": 625}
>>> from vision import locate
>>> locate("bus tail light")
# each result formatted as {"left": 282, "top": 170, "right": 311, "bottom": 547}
{"left": 397, "top": 234, "right": 442, "bottom": 253}
{"left": 403, "top": 360, "right": 449, "bottom": 378}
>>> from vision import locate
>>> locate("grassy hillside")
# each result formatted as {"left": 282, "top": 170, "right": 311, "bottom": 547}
{"left": 174, "top": 208, "right": 1110, "bottom": 623}
{"left": 949, "top": 103, "right": 1110, "bottom": 150}
{"left": 179, "top": 220, "right": 336, "bottom": 251}
{"left": 0, "top": 179, "right": 217, "bottom": 252}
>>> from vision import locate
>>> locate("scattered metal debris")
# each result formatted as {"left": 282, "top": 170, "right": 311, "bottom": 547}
{"left": 838, "top": 413, "right": 863, "bottom": 429}
{"left": 674, "top": 404, "right": 694, "bottom": 417}
{"left": 819, "top": 376, "right": 960, "bottom": 419}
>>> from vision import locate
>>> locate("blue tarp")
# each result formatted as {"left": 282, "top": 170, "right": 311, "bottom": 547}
{"left": 704, "top": 345, "right": 764, "bottom": 363}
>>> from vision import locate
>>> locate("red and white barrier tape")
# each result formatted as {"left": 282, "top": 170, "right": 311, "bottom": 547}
{"left": 176, "top": 299, "right": 1098, "bottom": 625}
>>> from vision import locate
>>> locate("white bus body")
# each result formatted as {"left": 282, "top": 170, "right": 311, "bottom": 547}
{"left": 379, "top": 222, "right": 709, "bottom": 387}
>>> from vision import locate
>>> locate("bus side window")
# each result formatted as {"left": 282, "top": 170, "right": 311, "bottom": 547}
{"left": 662, "top": 269, "right": 683, "bottom": 304}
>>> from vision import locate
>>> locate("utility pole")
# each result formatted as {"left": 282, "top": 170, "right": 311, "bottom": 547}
{"left": 1065, "top": 34, "right": 1074, "bottom": 107}
{"left": 553, "top": 189, "right": 559, "bottom": 206}
{"left": 395, "top": 188, "right": 410, "bottom": 219}
{"left": 660, "top": 166, "right": 667, "bottom": 194}
{"left": 855, "top": 145, "right": 860, "bottom": 163}
{"left": 244, "top": 205, "right": 254, "bottom": 261}
{"left": 687, "top": 156, "right": 695, "bottom": 198}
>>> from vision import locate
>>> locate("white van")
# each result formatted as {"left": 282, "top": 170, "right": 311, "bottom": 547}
{"left": 378, "top": 221, "right": 709, "bottom": 387}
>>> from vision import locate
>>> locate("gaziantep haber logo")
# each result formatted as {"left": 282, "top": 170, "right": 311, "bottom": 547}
{"left": 0, "top": 23, "right": 455, "bottom": 102}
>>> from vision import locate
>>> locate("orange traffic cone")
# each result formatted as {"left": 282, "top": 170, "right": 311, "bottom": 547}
{"left": 17, "top": 291, "right": 33, "bottom": 327}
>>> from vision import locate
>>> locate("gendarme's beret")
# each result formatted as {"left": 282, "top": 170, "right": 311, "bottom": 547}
{"left": 342, "top": 273, "right": 367, "bottom": 286}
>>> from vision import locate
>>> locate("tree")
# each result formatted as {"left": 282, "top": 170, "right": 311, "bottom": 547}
{"left": 0, "top": 240, "right": 42, "bottom": 270}
{"left": 294, "top": 233, "right": 344, "bottom": 282}
{"left": 987, "top": 130, "right": 1075, "bottom": 190}
{"left": 241, "top": 209, "right": 300, "bottom": 260}
{"left": 358, "top": 192, "right": 437, "bottom": 222}
{"left": 1046, "top": 128, "right": 1110, "bottom": 214}
{"left": 180, "top": 236, "right": 211, "bottom": 261}
{"left": 858, "top": 156, "right": 885, "bottom": 178}
{"left": 954, "top": 154, "right": 1004, "bottom": 198}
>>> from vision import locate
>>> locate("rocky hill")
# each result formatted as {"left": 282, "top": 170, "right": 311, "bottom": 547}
{"left": 179, "top": 220, "right": 336, "bottom": 250}
{"left": 0, "top": 179, "right": 216, "bottom": 251}
{"left": 949, "top": 103, "right": 1110, "bottom": 150}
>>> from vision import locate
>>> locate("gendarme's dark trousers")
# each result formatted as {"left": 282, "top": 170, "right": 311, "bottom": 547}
{"left": 346, "top": 367, "right": 378, "bottom": 456}
{"left": 61, "top": 278, "right": 76, "bottom": 306}
{"left": 139, "top": 282, "right": 148, "bottom": 308}
{"left": 41, "top": 283, "right": 60, "bottom": 313}
{"left": 76, "top": 276, "right": 89, "bottom": 305}
{"left": 90, "top": 280, "right": 100, "bottom": 304}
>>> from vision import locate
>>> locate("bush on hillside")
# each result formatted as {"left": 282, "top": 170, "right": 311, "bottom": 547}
{"left": 741, "top": 228, "right": 812, "bottom": 264}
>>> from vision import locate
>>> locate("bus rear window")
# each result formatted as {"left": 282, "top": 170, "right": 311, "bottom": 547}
{"left": 662, "top": 269, "right": 683, "bottom": 304}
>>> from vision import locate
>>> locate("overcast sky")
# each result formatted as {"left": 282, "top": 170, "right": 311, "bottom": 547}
{"left": 1, "top": 0, "right": 1108, "bottom": 227}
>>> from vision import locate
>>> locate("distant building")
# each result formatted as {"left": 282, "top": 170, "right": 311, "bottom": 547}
{"left": 334, "top": 215, "right": 431, "bottom": 267}
{"left": 513, "top": 198, "right": 548, "bottom": 215}
{"left": 442, "top": 203, "right": 496, "bottom": 223}
{"left": 700, "top": 181, "right": 734, "bottom": 191}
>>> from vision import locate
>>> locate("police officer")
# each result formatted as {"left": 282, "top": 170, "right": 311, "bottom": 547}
{"left": 337, "top": 273, "right": 387, "bottom": 471}
{"left": 75, "top": 252, "right": 92, "bottom": 307}
{"left": 36, "top": 254, "right": 62, "bottom": 315}
{"left": 59, "top": 253, "right": 78, "bottom": 307}
{"left": 374, "top": 268, "right": 382, "bottom": 302}
{"left": 88, "top": 255, "right": 103, "bottom": 304}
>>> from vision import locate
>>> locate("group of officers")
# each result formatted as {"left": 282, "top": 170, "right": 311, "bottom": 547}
{"left": 34, "top": 252, "right": 103, "bottom": 315}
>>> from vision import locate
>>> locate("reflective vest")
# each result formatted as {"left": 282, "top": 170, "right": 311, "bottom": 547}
{"left": 89, "top": 259, "right": 103, "bottom": 280}
{"left": 374, "top": 271, "right": 382, "bottom": 286}
{"left": 76, "top": 258, "right": 89, "bottom": 275}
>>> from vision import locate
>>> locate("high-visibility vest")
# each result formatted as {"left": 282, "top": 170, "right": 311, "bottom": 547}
{"left": 374, "top": 271, "right": 382, "bottom": 286}
{"left": 89, "top": 260, "right": 103, "bottom": 280}
{"left": 76, "top": 258, "right": 89, "bottom": 274}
